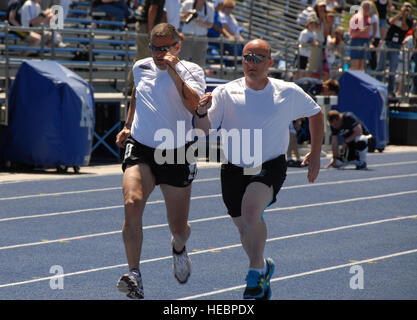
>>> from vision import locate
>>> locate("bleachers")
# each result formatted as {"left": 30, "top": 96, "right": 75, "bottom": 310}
{"left": 0, "top": 0, "right": 138, "bottom": 95}
{"left": 1, "top": 0, "right": 415, "bottom": 100}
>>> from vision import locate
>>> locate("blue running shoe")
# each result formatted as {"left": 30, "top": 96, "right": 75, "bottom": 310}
{"left": 262, "top": 257, "right": 275, "bottom": 300}
{"left": 243, "top": 258, "right": 275, "bottom": 300}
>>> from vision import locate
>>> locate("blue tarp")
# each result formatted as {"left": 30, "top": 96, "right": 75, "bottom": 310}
{"left": 1, "top": 60, "right": 95, "bottom": 166}
{"left": 206, "top": 77, "right": 229, "bottom": 92}
{"left": 335, "top": 70, "right": 388, "bottom": 149}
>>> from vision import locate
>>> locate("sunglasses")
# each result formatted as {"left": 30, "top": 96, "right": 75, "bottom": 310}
{"left": 242, "top": 54, "right": 270, "bottom": 63}
{"left": 148, "top": 42, "right": 178, "bottom": 52}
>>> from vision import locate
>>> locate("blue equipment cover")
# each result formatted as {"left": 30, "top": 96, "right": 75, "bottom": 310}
{"left": 335, "top": 70, "right": 388, "bottom": 149}
{"left": 206, "top": 77, "right": 229, "bottom": 92}
{"left": 2, "top": 60, "right": 95, "bottom": 166}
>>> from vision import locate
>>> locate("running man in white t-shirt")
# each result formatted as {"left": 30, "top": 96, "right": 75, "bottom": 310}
{"left": 194, "top": 39, "right": 324, "bottom": 300}
{"left": 115, "top": 23, "right": 206, "bottom": 299}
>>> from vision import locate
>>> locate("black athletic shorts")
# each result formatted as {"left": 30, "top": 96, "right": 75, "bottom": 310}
{"left": 220, "top": 155, "right": 287, "bottom": 218}
{"left": 122, "top": 137, "right": 197, "bottom": 187}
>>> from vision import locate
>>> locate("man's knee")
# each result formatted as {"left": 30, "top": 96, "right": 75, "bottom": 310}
{"left": 241, "top": 203, "right": 263, "bottom": 226}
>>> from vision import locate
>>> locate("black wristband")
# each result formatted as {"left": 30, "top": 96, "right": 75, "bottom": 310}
{"left": 125, "top": 122, "right": 132, "bottom": 129}
{"left": 195, "top": 110, "right": 208, "bottom": 118}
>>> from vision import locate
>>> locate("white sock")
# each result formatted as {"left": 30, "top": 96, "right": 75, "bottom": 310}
{"left": 249, "top": 260, "right": 267, "bottom": 275}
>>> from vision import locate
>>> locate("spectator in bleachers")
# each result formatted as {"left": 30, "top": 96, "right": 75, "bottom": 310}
{"left": 407, "top": 25, "right": 417, "bottom": 95}
{"left": 326, "top": 26, "right": 345, "bottom": 71}
{"left": 16, "top": 0, "right": 66, "bottom": 50}
{"left": 207, "top": 0, "right": 226, "bottom": 58}
{"left": 164, "top": 0, "right": 181, "bottom": 29}
{"left": 396, "top": 24, "right": 417, "bottom": 96}
{"left": 325, "top": 9, "right": 336, "bottom": 37}
{"left": 368, "top": 1, "right": 380, "bottom": 70}
{"left": 349, "top": 0, "right": 372, "bottom": 70}
{"left": 91, "top": 0, "right": 130, "bottom": 22}
{"left": 40, "top": 0, "right": 71, "bottom": 19}
{"left": 219, "top": 0, "right": 243, "bottom": 42}
{"left": 313, "top": 0, "right": 328, "bottom": 45}
{"left": 326, "top": 0, "right": 344, "bottom": 12}
{"left": 127, "top": 0, "right": 166, "bottom": 93}
{"left": 376, "top": 2, "right": 413, "bottom": 96}
{"left": 219, "top": 0, "right": 243, "bottom": 56}
{"left": 308, "top": 0, "right": 330, "bottom": 77}
{"left": 6, "top": 0, "right": 40, "bottom": 50}
{"left": 207, "top": 0, "right": 224, "bottom": 39}
{"left": 297, "top": 5, "right": 315, "bottom": 26}
{"left": 39, "top": 0, "right": 69, "bottom": 47}
{"left": 297, "top": 15, "right": 319, "bottom": 71}
{"left": 373, "top": 0, "right": 395, "bottom": 41}
{"left": 179, "top": 0, "right": 215, "bottom": 68}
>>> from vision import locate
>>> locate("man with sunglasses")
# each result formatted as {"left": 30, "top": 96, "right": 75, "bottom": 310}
{"left": 194, "top": 39, "right": 324, "bottom": 300}
{"left": 115, "top": 23, "right": 206, "bottom": 299}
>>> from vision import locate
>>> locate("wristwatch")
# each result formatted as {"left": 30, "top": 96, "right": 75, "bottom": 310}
{"left": 125, "top": 122, "right": 132, "bottom": 129}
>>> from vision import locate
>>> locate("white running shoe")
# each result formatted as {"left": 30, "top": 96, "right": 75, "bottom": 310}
{"left": 117, "top": 270, "right": 144, "bottom": 299}
{"left": 171, "top": 237, "right": 191, "bottom": 284}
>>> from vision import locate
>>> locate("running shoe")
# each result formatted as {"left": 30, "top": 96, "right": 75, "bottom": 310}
{"left": 243, "top": 257, "right": 275, "bottom": 300}
{"left": 355, "top": 161, "right": 367, "bottom": 170}
{"left": 172, "top": 237, "right": 191, "bottom": 284}
{"left": 117, "top": 270, "right": 144, "bottom": 299}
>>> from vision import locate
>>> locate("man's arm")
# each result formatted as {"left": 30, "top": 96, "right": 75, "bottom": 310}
{"left": 342, "top": 123, "right": 362, "bottom": 146}
{"left": 148, "top": 4, "right": 159, "bottom": 32}
{"left": 116, "top": 86, "right": 136, "bottom": 148}
{"left": 164, "top": 53, "right": 201, "bottom": 114}
{"left": 193, "top": 93, "right": 212, "bottom": 136}
{"left": 325, "top": 134, "right": 340, "bottom": 168}
{"left": 302, "top": 110, "right": 324, "bottom": 183}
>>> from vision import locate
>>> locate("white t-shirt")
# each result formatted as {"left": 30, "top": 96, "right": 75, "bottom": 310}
{"left": 371, "top": 14, "right": 381, "bottom": 39}
{"left": 131, "top": 57, "right": 206, "bottom": 149}
{"left": 208, "top": 78, "right": 321, "bottom": 167}
{"left": 298, "top": 28, "right": 316, "bottom": 57}
{"left": 164, "top": 0, "right": 181, "bottom": 29}
{"left": 20, "top": 0, "right": 41, "bottom": 28}
{"left": 180, "top": 0, "right": 214, "bottom": 36}
{"left": 219, "top": 12, "right": 240, "bottom": 36}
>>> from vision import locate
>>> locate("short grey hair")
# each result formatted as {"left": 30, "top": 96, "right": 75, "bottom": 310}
{"left": 150, "top": 23, "right": 181, "bottom": 43}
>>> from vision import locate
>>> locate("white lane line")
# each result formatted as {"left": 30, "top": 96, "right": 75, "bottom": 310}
{"left": 1, "top": 172, "right": 417, "bottom": 222}
{"left": 0, "top": 178, "right": 220, "bottom": 201}
{"left": 0, "top": 215, "right": 229, "bottom": 250}
{"left": 178, "top": 248, "right": 417, "bottom": 300}
{"left": 265, "top": 190, "right": 417, "bottom": 213}
{"left": 1, "top": 160, "right": 416, "bottom": 201}
{"left": 0, "top": 214, "right": 416, "bottom": 288}
{"left": 0, "top": 194, "right": 222, "bottom": 222}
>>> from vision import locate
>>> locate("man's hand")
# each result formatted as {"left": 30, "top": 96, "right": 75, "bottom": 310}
{"left": 164, "top": 52, "right": 180, "bottom": 70}
{"left": 197, "top": 92, "right": 212, "bottom": 114}
{"left": 302, "top": 151, "right": 320, "bottom": 183}
{"left": 325, "top": 158, "right": 337, "bottom": 169}
{"left": 116, "top": 127, "right": 131, "bottom": 148}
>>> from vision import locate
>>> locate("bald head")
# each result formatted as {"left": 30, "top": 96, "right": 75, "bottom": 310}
{"left": 242, "top": 39, "right": 273, "bottom": 90}
{"left": 243, "top": 39, "right": 271, "bottom": 57}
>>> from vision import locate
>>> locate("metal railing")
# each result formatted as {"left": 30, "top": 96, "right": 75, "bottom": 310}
{"left": 1, "top": 23, "right": 416, "bottom": 125}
